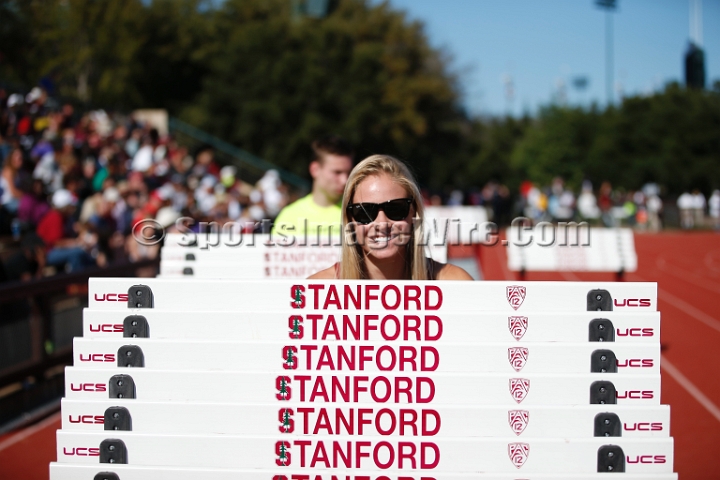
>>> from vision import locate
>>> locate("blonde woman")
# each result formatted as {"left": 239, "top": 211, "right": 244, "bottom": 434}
{"left": 310, "top": 155, "right": 472, "bottom": 280}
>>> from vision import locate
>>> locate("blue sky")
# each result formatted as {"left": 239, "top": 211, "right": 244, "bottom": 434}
{"left": 374, "top": 0, "right": 720, "bottom": 117}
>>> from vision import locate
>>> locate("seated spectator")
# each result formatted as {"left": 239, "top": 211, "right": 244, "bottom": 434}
{"left": 36, "top": 189, "right": 96, "bottom": 273}
{"left": 1, "top": 147, "right": 25, "bottom": 214}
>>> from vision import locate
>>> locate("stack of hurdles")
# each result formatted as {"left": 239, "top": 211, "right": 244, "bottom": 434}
{"left": 158, "top": 232, "right": 447, "bottom": 279}
{"left": 50, "top": 261, "right": 676, "bottom": 478}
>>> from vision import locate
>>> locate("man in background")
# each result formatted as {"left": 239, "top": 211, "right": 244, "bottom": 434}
{"left": 272, "top": 135, "right": 353, "bottom": 241}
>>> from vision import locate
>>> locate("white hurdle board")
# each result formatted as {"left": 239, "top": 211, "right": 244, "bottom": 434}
{"left": 56, "top": 431, "right": 673, "bottom": 473}
{"left": 83, "top": 309, "right": 661, "bottom": 343}
{"left": 507, "top": 226, "right": 638, "bottom": 273}
{"left": 53, "top": 276, "right": 674, "bottom": 478}
{"left": 88, "top": 278, "right": 657, "bottom": 312}
{"left": 64, "top": 368, "right": 660, "bottom": 405}
{"left": 61, "top": 399, "right": 670, "bottom": 438}
{"left": 72, "top": 338, "right": 660, "bottom": 375}
{"left": 49, "top": 463, "right": 679, "bottom": 480}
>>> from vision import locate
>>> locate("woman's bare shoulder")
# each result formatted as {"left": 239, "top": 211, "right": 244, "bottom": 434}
{"left": 431, "top": 260, "right": 474, "bottom": 281}
{"left": 307, "top": 265, "right": 337, "bottom": 279}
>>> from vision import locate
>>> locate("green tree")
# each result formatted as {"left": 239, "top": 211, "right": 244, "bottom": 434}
{"left": 180, "top": 0, "right": 468, "bottom": 188}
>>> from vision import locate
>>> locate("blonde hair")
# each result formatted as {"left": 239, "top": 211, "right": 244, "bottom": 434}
{"left": 339, "top": 155, "right": 428, "bottom": 280}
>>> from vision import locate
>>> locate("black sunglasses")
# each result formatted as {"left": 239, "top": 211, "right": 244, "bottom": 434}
{"left": 346, "top": 198, "right": 413, "bottom": 224}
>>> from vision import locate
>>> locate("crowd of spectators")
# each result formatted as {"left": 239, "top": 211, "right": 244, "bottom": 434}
{"left": 1, "top": 87, "right": 718, "bottom": 284}
{"left": 0, "top": 87, "right": 290, "bottom": 282}
{"left": 455, "top": 178, "right": 719, "bottom": 233}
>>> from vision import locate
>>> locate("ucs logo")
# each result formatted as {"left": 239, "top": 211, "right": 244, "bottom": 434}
{"left": 62, "top": 447, "right": 100, "bottom": 456}
{"left": 68, "top": 415, "right": 104, "bottom": 424}
{"left": 627, "top": 455, "right": 667, "bottom": 464}
{"left": 93, "top": 293, "right": 129, "bottom": 302}
{"left": 506, "top": 286, "right": 526, "bottom": 310}
{"left": 614, "top": 298, "right": 652, "bottom": 307}
{"left": 79, "top": 353, "right": 115, "bottom": 363}
{"left": 624, "top": 422, "right": 663, "bottom": 431}
{"left": 88, "top": 324, "right": 124, "bottom": 333}
{"left": 69, "top": 383, "right": 107, "bottom": 392}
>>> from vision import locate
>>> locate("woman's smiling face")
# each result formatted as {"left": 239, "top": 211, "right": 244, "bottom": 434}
{"left": 350, "top": 173, "right": 415, "bottom": 261}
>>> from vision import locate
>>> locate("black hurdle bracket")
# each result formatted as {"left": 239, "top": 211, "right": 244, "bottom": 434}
{"left": 182, "top": 267, "right": 194, "bottom": 275}
{"left": 104, "top": 406, "right": 132, "bottom": 431}
{"left": 594, "top": 412, "right": 622, "bottom": 437}
{"left": 589, "top": 318, "right": 615, "bottom": 342}
{"left": 123, "top": 315, "right": 149, "bottom": 338}
{"left": 117, "top": 345, "right": 145, "bottom": 368}
{"left": 109, "top": 374, "right": 136, "bottom": 399}
{"left": 128, "top": 285, "right": 153, "bottom": 309}
{"left": 99, "top": 439, "right": 128, "bottom": 464}
{"left": 590, "top": 380, "right": 617, "bottom": 405}
{"left": 597, "top": 444, "right": 626, "bottom": 472}
{"left": 94, "top": 473, "right": 120, "bottom": 480}
{"left": 185, "top": 253, "right": 195, "bottom": 261}
{"left": 587, "top": 289, "right": 613, "bottom": 311}
{"left": 591, "top": 349, "right": 618, "bottom": 373}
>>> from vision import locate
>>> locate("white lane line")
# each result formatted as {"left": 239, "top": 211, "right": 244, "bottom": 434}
{"left": 0, "top": 411, "right": 60, "bottom": 453}
{"left": 662, "top": 355, "right": 720, "bottom": 424}
{"left": 656, "top": 257, "right": 720, "bottom": 293}
{"left": 628, "top": 273, "right": 720, "bottom": 335}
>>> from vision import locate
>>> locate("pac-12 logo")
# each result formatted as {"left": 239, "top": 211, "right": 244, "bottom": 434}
{"left": 508, "top": 316, "right": 528, "bottom": 341}
{"left": 508, "top": 410, "right": 529, "bottom": 435}
{"left": 506, "top": 286, "right": 526, "bottom": 310}
{"left": 509, "top": 378, "right": 530, "bottom": 403}
{"left": 508, "top": 442, "right": 529, "bottom": 468}
{"left": 508, "top": 347, "right": 529, "bottom": 372}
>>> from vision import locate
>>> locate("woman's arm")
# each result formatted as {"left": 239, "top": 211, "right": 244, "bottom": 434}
{"left": 433, "top": 261, "right": 474, "bottom": 280}
{"left": 307, "top": 265, "right": 337, "bottom": 279}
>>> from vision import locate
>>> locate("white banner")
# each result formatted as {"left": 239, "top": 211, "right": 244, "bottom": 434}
{"left": 55, "top": 431, "right": 673, "bottom": 473}
{"left": 49, "top": 463, "right": 679, "bottom": 480}
{"left": 83, "top": 309, "right": 661, "bottom": 344}
{"left": 72, "top": 338, "right": 660, "bottom": 375}
{"left": 88, "top": 278, "right": 657, "bottom": 312}
{"left": 60, "top": 399, "right": 670, "bottom": 438}
{"left": 64, "top": 368, "right": 661, "bottom": 405}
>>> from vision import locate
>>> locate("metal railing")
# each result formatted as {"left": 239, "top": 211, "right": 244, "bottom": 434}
{"left": 0, "top": 258, "right": 159, "bottom": 432}
{"left": 168, "top": 118, "right": 310, "bottom": 191}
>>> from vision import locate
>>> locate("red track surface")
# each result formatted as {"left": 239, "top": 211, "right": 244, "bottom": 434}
{"left": 480, "top": 231, "right": 720, "bottom": 479}
{"left": 1, "top": 232, "right": 718, "bottom": 479}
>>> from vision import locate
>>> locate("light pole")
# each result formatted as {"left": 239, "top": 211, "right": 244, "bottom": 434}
{"left": 595, "top": 0, "right": 617, "bottom": 106}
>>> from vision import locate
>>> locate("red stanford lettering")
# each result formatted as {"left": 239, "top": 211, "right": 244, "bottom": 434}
{"left": 298, "top": 345, "right": 439, "bottom": 372}
{"left": 93, "top": 293, "right": 129, "bottom": 302}
{"left": 276, "top": 475, "right": 438, "bottom": 480}
{"left": 89, "top": 324, "right": 124, "bottom": 333}
{"left": 293, "top": 440, "right": 440, "bottom": 469}
{"left": 614, "top": 298, "right": 652, "bottom": 307}
{"left": 306, "top": 285, "right": 443, "bottom": 311}
{"left": 293, "top": 375, "right": 435, "bottom": 403}
{"left": 295, "top": 407, "right": 440, "bottom": 436}
{"left": 303, "top": 314, "right": 443, "bottom": 341}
